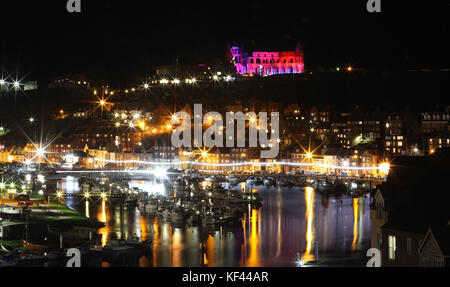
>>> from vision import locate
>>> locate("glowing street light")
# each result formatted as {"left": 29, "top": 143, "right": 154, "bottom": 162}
{"left": 306, "top": 152, "right": 312, "bottom": 159}
{"left": 0, "top": 79, "right": 5, "bottom": 85}
{"left": 347, "top": 66, "right": 353, "bottom": 72}
{"left": 143, "top": 83, "right": 149, "bottom": 89}
{"left": 213, "top": 75, "right": 218, "bottom": 81}
{"left": 379, "top": 162, "right": 390, "bottom": 175}
{"left": 115, "top": 122, "right": 120, "bottom": 127}
{"left": 137, "top": 120, "right": 145, "bottom": 130}
{"left": 84, "top": 192, "right": 90, "bottom": 199}
{"left": 36, "top": 147, "right": 45, "bottom": 157}
{"left": 29, "top": 117, "right": 35, "bottom": 123}
{"left": 13, "top": 81, "right": 20, "bottom": 88}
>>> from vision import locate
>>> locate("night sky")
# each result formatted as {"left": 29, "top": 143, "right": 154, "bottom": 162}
{"left": 1, "top": 0, "right": 450, "bottom": 85}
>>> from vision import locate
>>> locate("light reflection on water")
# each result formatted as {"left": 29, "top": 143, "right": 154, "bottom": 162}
{"left": 60, "top": 178, "right": 371, "bottom": 267}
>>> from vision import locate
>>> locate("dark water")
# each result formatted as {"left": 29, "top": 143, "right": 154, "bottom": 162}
{"left": 58, "top": 179, "right": 371, "bottom": 267}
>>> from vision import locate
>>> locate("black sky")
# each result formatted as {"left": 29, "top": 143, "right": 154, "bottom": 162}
{"left": 1, "top": 0, "right": 449, "bottom": 85}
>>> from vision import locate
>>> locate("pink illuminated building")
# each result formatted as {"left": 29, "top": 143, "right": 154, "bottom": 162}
{"left": 229, "top": 45, "right": 304, "bottom": 76}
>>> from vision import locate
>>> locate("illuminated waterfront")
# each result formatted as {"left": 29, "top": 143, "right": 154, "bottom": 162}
{"left": 58, "top": 178, "right": 371, "bottom": 267}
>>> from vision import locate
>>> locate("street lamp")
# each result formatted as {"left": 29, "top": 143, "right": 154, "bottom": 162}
{"left": 379, "top": 162, "right": 390, "bottom": 175}
{"left": 36, "top": 147, "right": 45, "bottom": 157}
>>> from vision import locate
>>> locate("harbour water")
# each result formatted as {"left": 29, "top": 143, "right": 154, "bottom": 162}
{"left": 58, "top": 178, "right": 371, "bottom": 267}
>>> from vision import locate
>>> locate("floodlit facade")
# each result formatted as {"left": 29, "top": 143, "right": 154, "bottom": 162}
{"left": 229, "top": 46, "right": 304, "bottom": 76}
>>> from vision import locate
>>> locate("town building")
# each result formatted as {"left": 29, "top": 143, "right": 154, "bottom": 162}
{"left": 229, "top": 45, "right": 304, "bottom": 76}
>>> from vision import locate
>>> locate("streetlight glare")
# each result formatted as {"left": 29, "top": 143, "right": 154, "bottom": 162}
{"left": 379, "top": 162, "right": 390, "bottom": 174}
{"left": 36, "top": 147, "right": 45, "bottom": 156}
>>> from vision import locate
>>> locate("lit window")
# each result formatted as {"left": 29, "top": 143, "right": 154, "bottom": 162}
{"left": 388, "top": 235, "right": 396, "bottom": 260}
